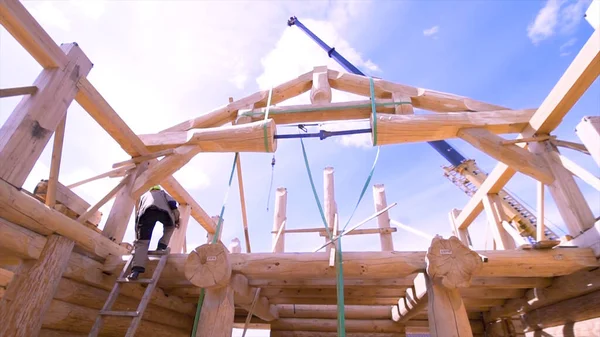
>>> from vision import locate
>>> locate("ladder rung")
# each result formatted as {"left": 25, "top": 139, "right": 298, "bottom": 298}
{"left": 116, "top": 278, "right": 154, "bottom": 284}
{"left": 100, "top": 310, "right": 139, "bottom": 317}
{"left": 148, "top": 250, "right": 169, "bottom": 256}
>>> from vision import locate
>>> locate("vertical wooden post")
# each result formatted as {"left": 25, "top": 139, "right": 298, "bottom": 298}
{"left": 168, "top": 204, "right": 191, "bottom": 253}
{"left": 207, "top": 215, "right": 224, "bottom": 243}
{"left": 449, "top": 209, "right": 472, "bottom": 248}
{"left": 392, "top": 92, "right": 414, "bottom": 114}
{"left": 102, "top": 163, "right": 148, "bottom": 242}
{"left": 575, "top": 116, "right": 600, "bottom": 167}
{"left": 324, "top": 167, "right": 337, "bottom": 254}
{"left": 310, "top": 66, "right": 332, "bottom": 104}
{"left": 46, "top": 115, "right": 67, "bottom": 207}
{"left": 425, "top": 235, "right": 483, "bottom": 337}
{"left": 529, "top": 141, "right": 595, "bottom": 236}
{"left": 537, "top": 182, "right": 546, "bottom": 241}
{"left": 482, "top": 195, "right": 517, "bottom": 250}
{"left": 272, "top": 187, "right": 287, "bottom": 253}
{"left": 0, "top": 43, "right": 92, "bottom": 187}
{"left": 195, "top": 285, "right": 234, "bottom": 337}
{"left": 373, "top": 184, "right": 394, "bottom": 251}
{"left": 0, "top": 234, "right": 75, "bottom": 337}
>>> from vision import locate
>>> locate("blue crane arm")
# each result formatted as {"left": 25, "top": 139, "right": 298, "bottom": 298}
{"left": 287, "top": 16, "right": 466, "bottom": 167}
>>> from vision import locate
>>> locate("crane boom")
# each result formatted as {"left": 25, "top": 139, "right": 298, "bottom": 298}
{"left": 287, "top": 16, "right": 466, "bottom": 167}
{"left": 286, "top": 16, "right": 560, "bottom": 242}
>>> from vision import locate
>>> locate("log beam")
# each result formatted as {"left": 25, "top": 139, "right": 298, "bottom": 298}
{"left": 524, "top": 316, "right": 600, "bottom": 337}
{"left": 529, "top": 141, "right": 595, "bottom": 235}
{"left": 195, "top": 286, "right": 234, "bottom": 337}
{"left": 0, "top": 234, "right": 75, "bottom": 337}
{"left": 231, "top": 274, "right": 279, "bottom": 321}
{"left": 0, "top": 43, "right": 92, "bottom": 187}
{"left": 453, "top": 28, "right": 600, "bottom": 230}
{"left": 270, "top": 318, "right": 406, "bottom": 333}
{"left": 0, "top": 179, "right": 128, "bottom": 257}
{"left": 310, "top": 65, "right": 332, "bottom": 104}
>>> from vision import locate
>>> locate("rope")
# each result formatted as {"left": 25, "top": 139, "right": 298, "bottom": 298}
{"left": 298, "top": 137, "right": 345, "bottom": 337}
{"left": 190, "top": 153, "right": 239, "bottom": 337}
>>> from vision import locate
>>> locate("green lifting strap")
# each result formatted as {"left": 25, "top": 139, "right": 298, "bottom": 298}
{"left": 341, "top": 77, "right": 380, "bottom": 231}
{"left": 190, "top": 152, "right": 239, "bottom": 337}
{"left": 299, "top": 137, "right": 345, "bottom": 336}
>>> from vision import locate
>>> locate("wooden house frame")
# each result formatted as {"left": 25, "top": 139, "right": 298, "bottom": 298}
{"left": 0, "top": 0, "right": 599, "bottom": 336}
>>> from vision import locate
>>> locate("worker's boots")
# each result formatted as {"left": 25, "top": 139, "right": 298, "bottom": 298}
{"left": 127, "top": 266, "right": 144, "bottom": 280}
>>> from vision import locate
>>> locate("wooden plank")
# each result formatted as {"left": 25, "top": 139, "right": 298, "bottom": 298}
{"left": 556, "top": 152, "right": 600, "bottom": 191}
{"left": 77, "top": 176, "right": 127, "bottom": 224}
{"left": 323, "top": 167, "right": 336, "bottom": 255}
{"left": 0, "top": 0, "right": 68, "bottom": 68}
{"left": 0, "top": 235, "right": 75, "bottom": 337}
{"left": 235, "top": 154, "right": 251, "bottom": 253}
{"left": 482, "top": 194, "right": 517, "bottom": 249}
{"left": 168, "top": 204, "right": 191, "bottom": 254}
{"left": 454, "top": 28, "right": 600, "bottom": 230}
{"left": 272, "top": 187, "right": 287, "bottom": 253}
{"left": 0, "top": 85, "right": 37, "bottom": 98}
{"left": 112, "top": 149, "right": 174, "bottom": 169}
{"left": 0, "top": 43, "right": 92, "bottom": 187}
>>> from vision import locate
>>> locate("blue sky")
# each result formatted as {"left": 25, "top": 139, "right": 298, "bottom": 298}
{"left": 1, "top": 0, "right": 599, "bottom": 334}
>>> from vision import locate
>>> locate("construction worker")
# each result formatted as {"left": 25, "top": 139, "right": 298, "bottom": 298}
{"left": 127, "top": 185, "right": 180, "bottom": 280}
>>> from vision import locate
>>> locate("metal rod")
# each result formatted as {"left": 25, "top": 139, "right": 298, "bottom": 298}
{"left": 274, "top": 128, "right": 372, "bottom": 140}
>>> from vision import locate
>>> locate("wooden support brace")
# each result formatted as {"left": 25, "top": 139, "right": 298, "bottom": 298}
{"left": 236, "top": 154, "right": 252, "bottom": 253}
{"left": 482, "top": 194, "right": 517, "bottom": 250}
{"left": 194, "top": 285, "right": 234, "bottom": 337}
{"left": 458, "top": 128, "right": 554, "bottom": 184}
{"left": 323, "top": 167, "right": 336, "bottom": 254}
{"left": 0, "top": 234, "right": 75, "bottom": 337}
{"left": 555, "top": 151, "right": 600, "bottom": 191}
{"left": 0, "top": 85, "right": 38, "bottom": 98}
{"left": 66, "top": 164, "right": 135, "bottom": 189}
{"left": 231, "top": 274, "right": 279, "bottom": 321}
{"left": 77, "top": 176, "right": 128, "bottom": 224}
{"left": 0, "top": 43, "right": 93, "bottom": 187}
{"left": 112, "top": 149, "right": 174, "bottom": 169}
{"left": 529, "top": 141, "right": 595, "bottom": 235}
{"left": 310, "top": 66, "right": 332, "bottom": 104}
{"left": 449, "top": 209, "right": 472, "bottom": 248}
{"left": 46, "top": 114, "right": 67, "bottom": 207}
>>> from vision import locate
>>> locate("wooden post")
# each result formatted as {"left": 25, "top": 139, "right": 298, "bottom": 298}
{"left": 392, "top": 92, "right": 414, "bottom": 114}
{"left": 425, "top": 235, "right": 483, "bottom": 337}
{"left": 235, "top": 154, "right": 252, "bottom": 253}
{"left": 536, "top": 182, "right": 546, "bottom": 241}
{"left": 272, "top": 187, "right": 287, "bottom": 253}
{"left": 228, "top": 238, "right": 242, "bottom": 253}
{"left": 482, "top": 195, "right": 517, "bottom": 250}
{"left": 0, "top": 234, "right": 75, "bottom": 337}
{"left": 46, "top": 114, "right": 67, "bottom": 207}
{"left": 373, "top": 184, "right": 394, "bottom": 251}
{"left": 102, "top": 163, "right": 148, "bottom": 243}
{"left": 0, "top": 43, "right": 92, "bottom": 187}
{"left": 168, "top": 204, "right": 191, "bottom": 253}
{"left": 195, "top": 285, "right": 235, "bottom": 337}
{"left": 575, "top": 116, "right": 600, "bottom": 167}
{"left": 529, "top": 141, "right": 595, "bottom": 236}
{"left": 310, "top": 66, "right": 332, "bottom": 104}
{"left": 324, "top": 167, "right": 337, "bottom": 254}
{"left": 449, "top": 209, "right": 472, "bottom": 248}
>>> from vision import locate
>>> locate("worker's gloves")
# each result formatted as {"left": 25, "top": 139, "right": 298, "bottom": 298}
{"left": 172, "top": 208, "right": 181, "bottom": 228}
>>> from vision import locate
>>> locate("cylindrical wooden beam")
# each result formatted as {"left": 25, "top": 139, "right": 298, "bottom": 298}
{"left": 185, "top": 242, "right": 232, "bottom": 288}
{"left": 195, "top": 286, "right": 234, "bottom": 337}
{"left": 140, "top": 119, "right": 277, "bottom": 153}
{"left": 42, "top": 299, "right": 188, "bottom": 337}
{"left": 323, "top": 167, "right": 336, "bottom": 254}
{"left": 276, "top": 304, "right": 392, "bottom": 320}
{"left": 272, "top": 187, "right": 287, "bottom": 253}
{"left": 270, "top": 332, "right": 405, "bottom": 337}
{"left": 373, "top": 184, "right": 394, "bottom": 251}
{"left": 270, "top": 318, "right": 405, "bottom": 333}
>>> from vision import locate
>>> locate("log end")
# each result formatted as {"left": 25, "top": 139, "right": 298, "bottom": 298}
{"left": 426, "top": 235, "right": 483, "bottom": 288}
{"left": 184, "top": 242, "right": 232, "bottom": 288}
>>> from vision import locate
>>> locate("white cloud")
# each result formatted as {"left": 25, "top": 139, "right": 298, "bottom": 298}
{"left": 527, "top": 0, "right": 591, "bottom": 44}
{"left": 423, "top": 25, "right": 439, "bottom": 37}
{"left": 69, "top": 0, "right": 106, "bottom": 20}
{"left": 26, "top": 2, "right": 71, "bottom": 32}
{"left": 559, "top": 37, "right": 578, "bottom": 56}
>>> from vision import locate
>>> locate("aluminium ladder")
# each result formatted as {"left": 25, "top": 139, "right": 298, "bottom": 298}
{"left": 88, "top": 247, "right": 171, "bottom": 337}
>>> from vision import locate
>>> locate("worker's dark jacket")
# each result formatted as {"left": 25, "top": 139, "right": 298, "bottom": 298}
{"left": 137, "top": 190, "right": 177, "bottom": 226}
